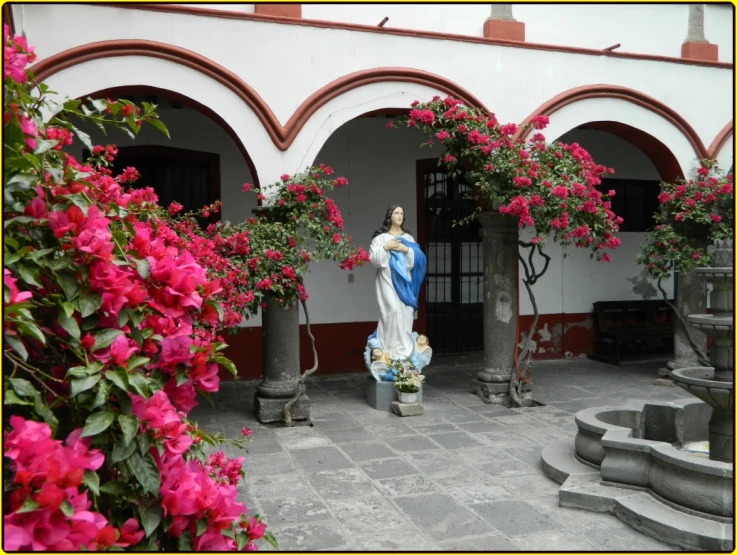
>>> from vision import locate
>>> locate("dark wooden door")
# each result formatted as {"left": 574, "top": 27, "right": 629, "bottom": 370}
{"left": 418, "top": 160, "right": 483, "bottom": 355}
{"left": 111, "top": 146, "right": 220, "bottom": 224}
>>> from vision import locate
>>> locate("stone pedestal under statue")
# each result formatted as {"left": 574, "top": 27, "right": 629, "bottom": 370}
{"left": 254, "top": 297, "right": 310, "bottom": 423}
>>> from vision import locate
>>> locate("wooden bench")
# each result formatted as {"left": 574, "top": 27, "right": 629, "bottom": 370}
{"left": 590, "top": 300, "right": 674, "bottom": 365}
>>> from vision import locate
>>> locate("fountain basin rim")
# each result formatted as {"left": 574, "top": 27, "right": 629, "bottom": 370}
{"left": 574, "top": 403, "right": 645, "bottom": 435}
{"left": 688, "top": 314, "right": 734, "bottom": 326}
{"left": 671, "top": 367, "right": 734, "bottom": 390}
{"left": 602, "top": 428, "right": 733, "bottom": 476}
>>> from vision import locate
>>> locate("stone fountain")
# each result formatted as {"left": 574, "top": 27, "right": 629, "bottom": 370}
{"left": 540, "top": 239, "right": 734, "bottom": 551}
{"left": 671, "top": 239, "right": 734, "bottom": 462}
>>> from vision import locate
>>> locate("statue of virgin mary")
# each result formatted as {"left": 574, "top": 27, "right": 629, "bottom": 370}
{"left": 364, "top": 205, "right": 431, "bottom": 380}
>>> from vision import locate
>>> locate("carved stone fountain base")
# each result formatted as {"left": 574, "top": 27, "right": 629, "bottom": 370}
{"left": 541, "top": 398, "right": 733, "bottom": 551}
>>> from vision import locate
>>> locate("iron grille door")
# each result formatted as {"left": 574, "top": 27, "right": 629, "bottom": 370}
{"left": 424, "top": 167, "right": 483, "bottom": 354}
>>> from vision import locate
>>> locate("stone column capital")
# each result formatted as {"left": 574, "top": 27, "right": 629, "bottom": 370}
{"left": 477, "top": 210, "right": 519, "bottom": 238}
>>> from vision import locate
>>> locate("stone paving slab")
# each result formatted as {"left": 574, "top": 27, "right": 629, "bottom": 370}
{"left": 192, "top": 357, "right": 695, "bottom": 551}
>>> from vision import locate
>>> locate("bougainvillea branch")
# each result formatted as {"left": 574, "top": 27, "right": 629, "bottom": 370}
{"left": 3, "top": 25, "right": 275, "bottom": 551}
{"left": 637, "top": 160, "right": 733, "bottom": 367}
{"left": 398, "top": 96, "right": 622, "bottom": 406}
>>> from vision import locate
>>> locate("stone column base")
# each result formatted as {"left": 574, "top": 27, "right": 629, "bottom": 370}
{"left": 472, "top": 380, "right": 534, "bottom": 406}
{"left": 472, "top": 380, "right": 512, "bottom": 406}
{"left": 254, "top": 393, "right": 311, "bottom": 424}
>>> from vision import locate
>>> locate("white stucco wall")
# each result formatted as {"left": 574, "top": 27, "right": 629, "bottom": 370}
{"left": 19, "top": 3, "right": 730, "bottom": 329}
{"left": 20, "top": 3, "right": 733, "bottom": 156}
{"left": 301, "top": 3, "right": 734, "bottom": 62}
{"left": 714, "top": 134, "right": 734, "bottom": 170}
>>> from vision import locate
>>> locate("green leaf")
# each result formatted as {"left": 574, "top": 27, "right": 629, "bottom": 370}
{"left": 196, "top": 519, "right": 207, "bottom": 537}
{"left": 17, "top": 262, "right": 42, "bottom": 288}
{"left": 212, "top": 356, "right": 237, "bottom": 378}
{"left": 33, "top": 397, "right": 59, "bottom": 435}
{"left": 5, "top": 334, "right": 28, "bottom": 360}
{"left": 118, "top": 414, "right": 139, "bottom": 446}
{"left": 9, "top": 378, "right": 40, "bottom": 399}
{"left": 57, "top": 271, "right": 80, "bottom": 301}
{"left": 61, "top": 301, "right": 75, "bottom": 318}
{"left": 79, "top": 289, "right": 102, "bottom": 318}
{"left": 81, "top": 313, "right": 100, "bottom": 330}
{"left": 148, "top": 118, "right": 170, "bottom": 138}
{"left": 71, "top": 373, "right": 101, "bottom": 397}
{"left": 92, "top": 380, "right": 109, "bottom": 409}
{"left": 107, "top": 367, "right": 129, "bottom": 392}
{"left": 128, "top": 372, "right": 149, "bottom": 398}
{"left": 91, "top": 98, "right": 108, "bottom": 113}
{"left": 264, "top": 531, "right": 279, "bottom": 550}
{"left": 178, "top": 532, "right": 192, "bottom": 551}
{"left": 91, "top": 329, "right": 123, "bottom": 352}
{"left": 137, "top": 432, "right": 153, "bottom": 456}
{"left": 34, "top": 138, "right": 59, "bottom": 154}
{"left": 17, "top": 498, "right": 40, "bottom": 513}
{"left": 175, "top": 367, "right": 189, "bottom": 387}
{"left": 61, "top": 193, "right": 89, "bottom": 216}
{"left": 4, "top": 390, "right": 32, "bottom": 405}
{"left": 66, "top": 365, "right": 90, "bottom": 377}
{"left": 81, "top": 411, "right": 115, "bottom": 437}
{"left": 129, "top": 308, "right": 145, "bottom": 328}
{"left": 117, "top": 308, "right": 129, "bottom": 328}
{"left": 99, "top": 480, "right": 131, "bottom": 495}
{"left": 140, "top": 500, "right": 162, "bottom": 538}
{"left": 135, "top": 258, "right": 151, "bottom": 279}
{"left": 58, "top": 310, "right": 81, "bottom": 340}
{"left": 127, "top": 451, "right": 161, "bottom": 495}
{"left": 236, "top": 533, "right": 248, "bottom": 551}
{"left": 221, "top": 528, "right": 235, "bottom": 540}
{"left": 71, "top": 124, "right": 93, "bottom": 153}
{"left": 16, "top": 321, "right": 46, "bottom": 345}
{"left": 83, "top": 469, "right": 100, "bottom": 496}
{"left": 127, "top": 356, "right": 150, "bottom": 371}
{"left": 60, "top": 500, "right": 74, "bottom": 517}
{"left": 111, "top": 439, "right": 137, "bottom": 463}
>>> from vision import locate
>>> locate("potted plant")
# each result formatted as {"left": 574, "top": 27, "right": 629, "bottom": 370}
{"left": 391, "top": 360, "right": 426, "bottom": 403}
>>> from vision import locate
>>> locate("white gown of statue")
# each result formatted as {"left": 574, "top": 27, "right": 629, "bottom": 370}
{"left": 369, "top": 232, "right": 416, "bottom": 360}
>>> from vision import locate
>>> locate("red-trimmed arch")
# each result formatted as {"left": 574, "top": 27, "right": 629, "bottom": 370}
{"left": 707, "top": 121, "right": 734, "bottom": 160}
{"left": 31, "top": 39, "right": 488, "bottom": 151}
{"left": 577, "top": 121, "right": 683, "bottom": 183}
{"left": 87, "top": 86, "right": 260, "bottom": 191}
{"left": 515, "top": 84, "right": 708, "bottom": 163}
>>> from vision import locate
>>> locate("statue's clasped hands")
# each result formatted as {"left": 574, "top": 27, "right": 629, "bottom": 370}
{"left": 384, "top": 238, "right": 409, "bottom": 253}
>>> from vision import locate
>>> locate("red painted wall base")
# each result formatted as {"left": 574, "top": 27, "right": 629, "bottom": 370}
{"left": 221, "top": 314, "right": 596, "bottom": 381}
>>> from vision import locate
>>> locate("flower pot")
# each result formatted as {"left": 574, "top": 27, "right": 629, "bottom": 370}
{"left": 397, "top": 391, "right": 418, "bottom": 403}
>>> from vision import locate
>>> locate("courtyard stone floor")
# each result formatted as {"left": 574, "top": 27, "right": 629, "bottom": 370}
{"left": 190, "top": 357, "right": 694, "bottom": 552}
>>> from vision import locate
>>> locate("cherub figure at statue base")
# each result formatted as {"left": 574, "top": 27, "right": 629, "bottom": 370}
{"left": 364, "top": 331, "right": 432, "bottom": 381}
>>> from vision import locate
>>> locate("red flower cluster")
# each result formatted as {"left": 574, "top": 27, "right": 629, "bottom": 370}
{"left": 404, "top": 96, "right": 622, "bottom": 261}
{"left": 4, "top": 417, "right": 144, "bottom": 551}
